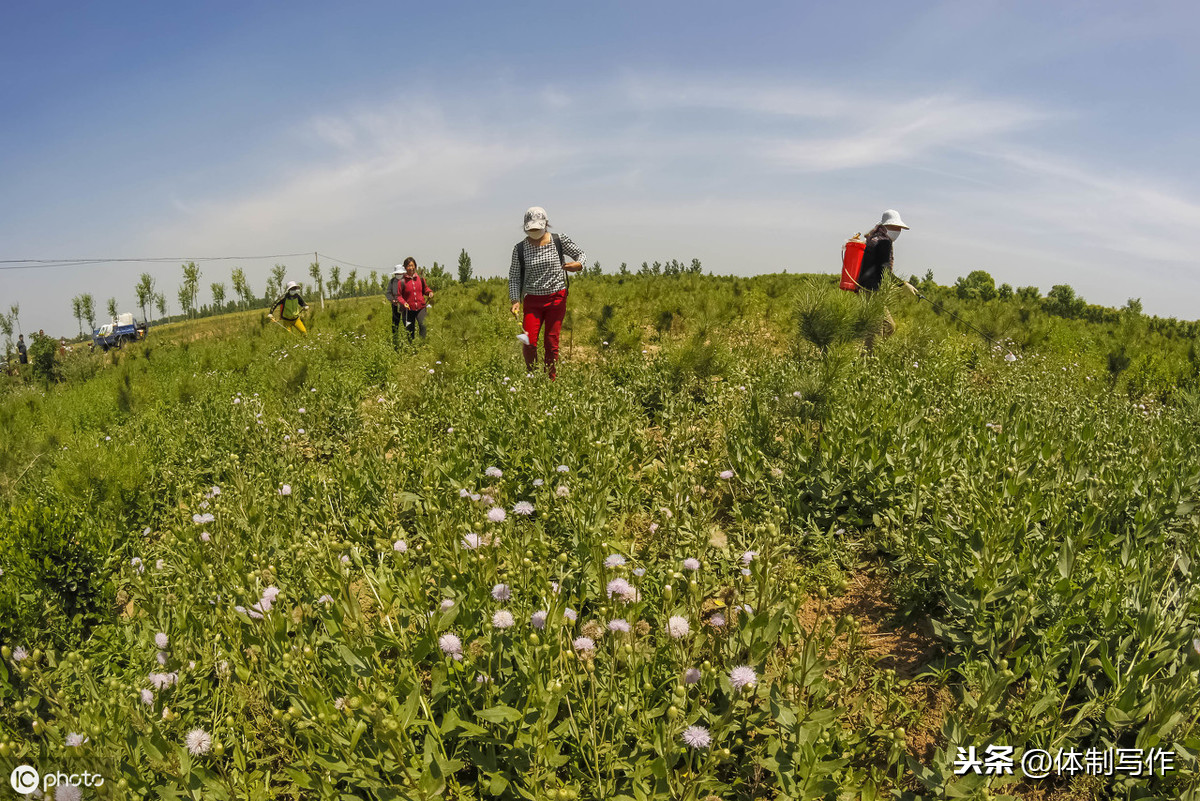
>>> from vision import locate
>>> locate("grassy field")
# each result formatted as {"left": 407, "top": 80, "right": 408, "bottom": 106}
{"left": 1, "top": 273, "right": 1198, "bottom": 800}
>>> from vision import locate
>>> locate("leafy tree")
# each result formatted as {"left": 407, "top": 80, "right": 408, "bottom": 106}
{"left": 308, "top": 261, "right": 324, "bottom": 307}
{"left": 8, "top": 303, "right": 20, "bottom": 336}
{"left": 71, "top": 296, "right": 83, "bottom": 337}
{"left": 135, "top": 273, "right": 155, "bottom": 323}
{"left": 177, "top": 285, "right": 192, "bottom": 318}
{"left": 106, "top": 297, "right": 119, "bottom": 320}
{"left": 1045, "top": 284, "right": 1086, "bottom": 319}
{"left": 368, "top": 270, "right": 380, "bottom": 293}
{"left": 619, "top": 262, "right": 629, "bottom": 276}
{"left": 154, "top": 293, "right": 166, "bottom": 320}
{"left": 231, "top": 268, "right": 251, "bottom": 309}
{"left": 1016, "top": 285, "right": 1041, "bottom": 302}
{"left": 345, "top": 269, "right": 358, "bottom": 297}
{"left": 1123, "top": 298, "right": 1144, "bottom": 317}
{"left": 954, "top": 269, "right": 997, "bottom": 301}
{"left": 425, "top": 262, "right": 453, "bottom": 291}
{"left": 328, "top": 265, "right": 341, "bottom": 298}
{"left": 28, "top": 332, "right": 58, "bottom": 383}
{"left": 457, "top": 249, "right": 473, "bottom": 283}
{"left": 267, "top": 264, "right": 288, "bottom": 300}
{"left": 80, "top": 295, "right": 96, "bottom": 330}
{"left": 211, "top": 282, "right": 227, "bottom": 310}
{"left": 998, "top": 283, "right": 1013, "bottom": 300}
{"left": 0, "top": 312, "right": 12, "bottom": 354}
{"left": 689, "top": 259, "right": 703, "bottom": 275}
{"left": 181, "top": 262, "right": 202, "bottom": 318}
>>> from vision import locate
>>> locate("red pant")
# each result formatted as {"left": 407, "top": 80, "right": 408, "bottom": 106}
{"left": 522, "top": 290, "right": 567, "bottom": 378}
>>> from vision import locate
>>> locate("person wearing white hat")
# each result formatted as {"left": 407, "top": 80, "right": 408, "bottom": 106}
{"left": 267, "top": 281, "right": 310, "bottom": 335}
{"left": 385, "top": 257, "right": 433, "bottom": 349}
{"left": 508, "top": 206, "right": 585, "bottom": 379}
{"left": 859, "top": 209, "right": 917, "bottom": 352}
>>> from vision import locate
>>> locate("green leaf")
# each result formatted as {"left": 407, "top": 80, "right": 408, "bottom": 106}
{"left": 476, "top": 704, "right": 522, "bottom": 724}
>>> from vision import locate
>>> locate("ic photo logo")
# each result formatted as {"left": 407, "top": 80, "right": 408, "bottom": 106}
{"left": 10, "top": 765, "right": 39, "bottom": 794}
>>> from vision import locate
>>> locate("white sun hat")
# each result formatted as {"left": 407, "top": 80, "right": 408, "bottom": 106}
{"left": 286, "top": 281, "right": 300, "bottom": 292}
{"left": 392, "top": 265, "right": 405, "bottom": 275}
{"left": 881, "top": 209, "right": 909, "bottom": 229}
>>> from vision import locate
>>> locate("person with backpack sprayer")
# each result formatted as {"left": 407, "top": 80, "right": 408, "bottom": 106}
{"left": 841, "top": 209, "right": 918, "bottom": 353}
{"left": 508, "top": 206, "right": 585, "bottom": 380}
{"left": 386, "top": 258, "right": 434, "bottom": 350}
{"left": 268, "top": 281, "right": 310, "bottom": 335}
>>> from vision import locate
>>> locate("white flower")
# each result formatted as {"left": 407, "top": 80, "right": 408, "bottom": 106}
{"left": 340, "top": 555, "right": 350, "bottom": 564}
{"left": 532, "top": 478, "right": 544, "bottom": 487}
{"left": 487, "top": 507, "right": 507, "bottom": 523}
{"left": 604, "top": 554, "right": 626, "bottom": 568}
{"left": 462, "top": 533, "right": 482, "bottom": 550}
{"left": 556, "top": 465, "right": 569, "bottom": 473}
{"left": 279, "top": 484, "right": 292, "bottom": 496}
{"left": 555, "top": 485, "right": 569, "bottom": 498}
{"left": 141, "top": 689, "right": 154, "bottom": 705}
{"left": 608, "top": 619, "right": 631, "bottom": 633}
{"left": 447, "top": 426, "right": 455, "bottom": 433}
{"left": 155, "top": 632, "right": 169, "bottom": 650}
{"left": 682, "top": 558, "right": 701, "bottom": 571}
{"left": 741, "top": 550, "right": 758, "bottom": 565}
{"left": 667, "top": 616, "right": 690, "bottom": 639}
{"left": 719, "top": 470, "right": 734, "bottom": 480}
{"left": 632, "top": 567, "right": 645, "bottom": 577}
{"left": 531, "top": 610, "right": 548, "bottom": 629}
{"left": 298, "top": 407, "right": 306, "bottom": 414}
{"left": 684, "top": 668, "right": 701, "bottom": 684}
{"left": 485, "top": 466, "right": 503, "bottom": 478}
{"left": 708, "top": 613, "right": 726, "bottom": 627}
{"left": 185, "top": 728, "right": 213, "bottom": 756}
{"left": 200, "top": 531, "right": 211, "bottom": 542}
{"left": 492, "top": 610, "right": 515, "bottom": 629}
{"left": 606, "top": 578, "right": 637, "bottom": 602}
{"left": 156, "top": 651, "right": 168, "bottom": 666}
{"left": 56, "top": 786, "right": 82, "bottom": 801}
{"left": 393, "top": 540, "right": 407, "bottom": 553}
{"left": 730, "top": 665, "right": 757, "bottom": 690}
{"left": 563, "top": 608, "right": 577, "bottom": 623}
{"left": 513, "top": 501, "right": 535, "bottom": 516}
{"left": 649, "top": 523, "right": 659, "bottom": 534}
{"left": 459, "top": 488, "right": 471, "bottom": 498}
{"left": 334, "top": 696, "right": 346, "bottom": 710}
{"left": 317, "top": 594, "right": 333, "bottom": 604}
{"left": 491, "top": 583, "right": 511, "bottom": 601}
{"left": 440, "top": 599, "right": 455, "bottom": 611}
{"left": 682, "top": 725, "right": 711, "bottom": 749}
{"left": 297, "top": 429, "right": 305, "bottom": 435}
{"left": 12, "top": 646, "right": 28, "bottom": 662}
{"left": 573, "top": 636, "right": 596, "bottom": 654}
{"left": 438, "top": 633, "right": 463, "bottom": 656}
{"left": 741, "top": 568, "right": 751, "bottom": 577}
{"left": 65, "top": 732, "right": 88, "bottom": 747}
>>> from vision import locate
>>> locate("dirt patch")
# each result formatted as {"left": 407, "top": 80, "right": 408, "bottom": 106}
{"left": 799, "top": 568, "right": 940, "bottom": 680}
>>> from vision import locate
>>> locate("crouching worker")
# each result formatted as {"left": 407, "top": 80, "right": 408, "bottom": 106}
{"left": 268, "top": 282, "right": 310, "bottom": 335}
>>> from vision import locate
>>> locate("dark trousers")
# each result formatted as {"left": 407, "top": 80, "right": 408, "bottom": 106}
{"left": 392, "top": 304, "right": 427, "bottom": 348}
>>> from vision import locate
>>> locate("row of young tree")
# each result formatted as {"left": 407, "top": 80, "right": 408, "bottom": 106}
{"left": 62, "top": 250, "right": 704, "bottom": 335}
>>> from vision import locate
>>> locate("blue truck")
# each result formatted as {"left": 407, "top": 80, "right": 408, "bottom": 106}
{"left": 92, "top": 313, "right": 147, "bottom": 351}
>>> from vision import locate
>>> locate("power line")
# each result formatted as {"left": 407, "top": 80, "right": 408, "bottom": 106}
{"left": 316, "top": 253, "right": 380, "bottom": 273}
{"left": 0, "top": 253, "right": 314, "bottom": 271}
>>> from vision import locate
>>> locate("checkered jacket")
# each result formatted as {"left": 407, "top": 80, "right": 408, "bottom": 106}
{"left": 508, "top": 234, "right": 586, "bottom": 302}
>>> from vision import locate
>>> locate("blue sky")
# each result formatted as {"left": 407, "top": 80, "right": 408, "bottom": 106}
{"left": 3, "top": 1, "right": 1199, "bottom": 334}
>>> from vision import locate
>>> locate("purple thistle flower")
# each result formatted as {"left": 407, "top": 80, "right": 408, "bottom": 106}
{"left": 730, "top": 665, "right": 757, "bottom": 690}
{"left": 491, "top": 583, "right": 511, "bottom": 601}
{"left": 682, "top": 725, "right": 711, "bottom": 749}
{"left": 684, "top": 668, "right": 702, "bottom": 685}
{"left": 531, "top": 610, "right": 548, "bottom": 629}
{"left": 606, "top": 577, "right": 636, "bottom": 602}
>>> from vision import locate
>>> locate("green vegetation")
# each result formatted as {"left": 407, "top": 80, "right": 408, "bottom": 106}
{"left": 1, "top": 273, "right": 1198, "bottom": 799}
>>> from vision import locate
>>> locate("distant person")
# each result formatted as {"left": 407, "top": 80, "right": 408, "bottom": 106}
{"left": 859, "top": 209, "right": 917, "bottom": 352}
{"left": 508, "top": 206, "right": 585, "bottom": 379}
{"left": 268, "top": 282, "right": 310, "bottom": 335}
{"left": 386, "top": 258, "right": 433, "bottom": 349}
{"left": 17, "top": 334, "right": 27, "bottom": 365}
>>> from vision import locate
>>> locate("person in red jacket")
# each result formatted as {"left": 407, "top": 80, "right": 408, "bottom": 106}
{"left": 386, "top": 258, "right": 433, "bottom": 349}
